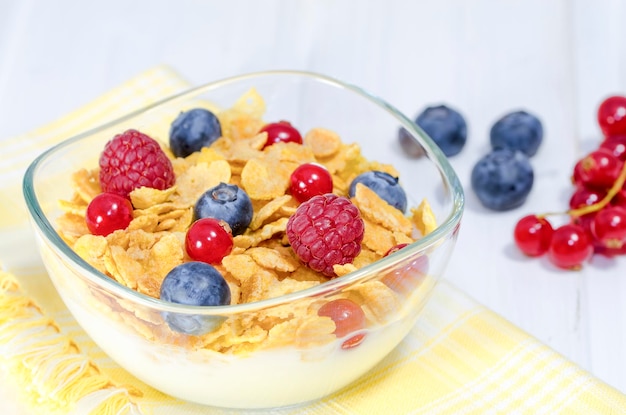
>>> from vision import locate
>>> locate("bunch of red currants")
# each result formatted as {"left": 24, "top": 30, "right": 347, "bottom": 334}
{"left": 514, "top": 96, "right": 626, "bottom": 270}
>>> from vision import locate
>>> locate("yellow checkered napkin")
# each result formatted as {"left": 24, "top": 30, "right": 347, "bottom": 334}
{"left": 1, "top": 66, "right": 625, "bottom": 415}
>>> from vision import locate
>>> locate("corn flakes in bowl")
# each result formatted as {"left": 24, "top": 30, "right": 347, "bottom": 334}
{"left": 22, "top": 71, "right": 464, "bottom": 409}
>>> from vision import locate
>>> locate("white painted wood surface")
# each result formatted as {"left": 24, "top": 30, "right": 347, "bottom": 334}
{"left": 0, "top": 0, "right": 625, "bottom": 412}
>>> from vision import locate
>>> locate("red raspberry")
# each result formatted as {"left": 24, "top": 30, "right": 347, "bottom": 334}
{"left": 286, "top": 194, "right": 364, "bottom": 278}
{"left": 99, "top": 129, "right": 175, "bottom": 198}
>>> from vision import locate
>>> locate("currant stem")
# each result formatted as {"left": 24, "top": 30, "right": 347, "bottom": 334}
{"left": 568, "top": 158, "right": 626, "bottom": 218}
{"left": 535, "top": 157, "right": 626, "bottom": 220}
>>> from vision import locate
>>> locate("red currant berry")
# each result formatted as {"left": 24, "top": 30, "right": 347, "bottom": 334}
{"left": 600, "top": 135, "right": 626, "bottom": 162}
{"left": 547, "top": 224, "right": 593, "bottom": 270}
{"left": 185, "top": 218, "right": 233, "bottom": 265}
{"left": 289, "top": 163, "right": 333, "bottom": 203}
{"left": 513, "top": 215, "right": 554, "bottom": 257}
{"left": 260, "top": 121, "right": 302, "bottom": 149}
{"left": 569, "top": 187, "right": 606, "bottom": 210}
{"left": 318, "top": 298, "right": 366, "bottom": 349}
{"left": 598, "top": 96, "right": 626, "bottom": 137}
{"left": 591, "top": 206, "right": 626, "bottom": 249}
{"left": 85, "top": 192, "right": 134, "bottom": 236}
{"left": 575, "top": 150, "right": 623, "bottom": 189}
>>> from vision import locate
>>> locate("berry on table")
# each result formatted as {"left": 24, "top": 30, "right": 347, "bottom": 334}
{"left": 99, "top": 129, "right": 175, "bottom": 198}
{"left": 547, "top": 224, "right": 593, "bottom": 270}
{"left": 85, "top": 192, "right": 134, "bottom": 236}
{"left": 574, "top": 150, "right": 623, "bottom": 190}
{"left": 169, "top": 108, "right": 222, "bottom": 158}
{"left": 260, "top": 121, "right": 302, "bottom": 149}
{"left": 599, "top": 135, "right": 626, "bottom": 162}
{"left": 289, "top": 163, "right": 333, "bottom": 203}
{"left": 160, "top": 262, "right": 231, "bottom": 335}
{"left": 597, "top": 95, "right": 626, "bottom": 137}
{"left": 185, "top": 218, "right": 233, "bottom": 264}
{"left": 348, "top": 171, "right": 407, "bottom": 213}
{"left": 318, "top": 298, "right": 366, "bottom": 349}
{"left": 414, "top": 104, "right": 467, "bottom": 157}
{"left": 194, "top": 182, "right": 253, "bottom": 236}
{"left": 490, "top": 110, "right": 543, "bottom": 157}
{"left": 286, "top": 194, "right": 364, "bottom": 278}
{"left": 513, "top": 215, "right": 554, "bottom": 257}
{"left": 591, "top": 206, "right": 626, "bottom": 249}
{"left": 471, "top": 148, "right": 534, "bottom": 211}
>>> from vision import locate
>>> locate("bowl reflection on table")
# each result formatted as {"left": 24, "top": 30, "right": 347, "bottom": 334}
{"left": 22, "top": 71, "right": 464, "bottom": 409}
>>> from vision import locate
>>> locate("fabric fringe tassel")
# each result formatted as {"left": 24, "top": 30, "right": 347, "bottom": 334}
{"left": 0, "top": 269, "right": 145, "bottom": 415}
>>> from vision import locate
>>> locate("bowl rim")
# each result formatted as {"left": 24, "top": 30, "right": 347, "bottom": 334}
{"left": 22, "top": 69, "right": 465, "bottom": 315}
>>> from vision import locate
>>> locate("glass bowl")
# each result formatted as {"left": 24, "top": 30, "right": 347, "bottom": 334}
{"left": 23, "top": 71, "right": 464, "bottom": 409}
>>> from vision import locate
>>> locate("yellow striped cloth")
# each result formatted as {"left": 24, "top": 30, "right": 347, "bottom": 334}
{"left": 1, "top": 66, "right": 625, "bottom": 415}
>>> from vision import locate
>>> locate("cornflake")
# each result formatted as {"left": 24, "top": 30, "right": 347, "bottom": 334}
{"left": 56, "top": 88, "right": 438, "bottom": 356}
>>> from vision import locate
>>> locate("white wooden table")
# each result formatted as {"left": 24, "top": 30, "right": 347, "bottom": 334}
{"left": 1, "top": 0, "right": 625, "bottom": 413}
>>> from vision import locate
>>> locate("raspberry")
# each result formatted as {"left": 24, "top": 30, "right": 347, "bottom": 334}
{"left": 286, "top": 194, "right": 364, "bottom": 278}
{"left": 99, "top": 129, "right": 175, "bottom": 198}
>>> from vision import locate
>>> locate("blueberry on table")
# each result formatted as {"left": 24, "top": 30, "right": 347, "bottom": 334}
{"left": 160, "top": 262, "right": 231, "bottom": 335}
{"left": 490, "top": 110, "right": 543, "bottom": 157}
{"left": 471, "top": 148, "right": 534, "bottom": 211}
{"left": 348, "top": 171, "right": 407, "bottom": 213}
{"left": 415, "top": 104, "right": 467, "bottom": 157}
{"left": 194, "top": 182, "right": 253, "bottom": 236}
{"left": 169, "top": 108, "right": 222, "bottom": 158}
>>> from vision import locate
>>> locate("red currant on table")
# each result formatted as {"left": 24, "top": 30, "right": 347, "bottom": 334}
{"left": 600, "top": 135, "right": 626, "bottom": 161}
{"left": 318, "top": 298, "right": 366, "bottom": 349}
{"left": 575, "top": 150, "right": 623, "bottom": 189}
{"left": 513, "top": 215, "right": 554, "bottom": 257}
{"left": 598, "top": 95, "right": 626, "bottom": 137}
{"left": 260, "top": 121, "right": 302, "bottom": 149}
{"left": 289, "top": 163, "right": 333, "bottom": 203}
{"left": 591, "top": 206, "right": 626, "bottom": 249}
{"left": 185, "top": 218, "right": 233, "bottom": 265}
{"left": 547, "top": 224, "right": 593, "bottom": 270}
{"left": 85, "top": 192, "right": 134, "bottom": 236}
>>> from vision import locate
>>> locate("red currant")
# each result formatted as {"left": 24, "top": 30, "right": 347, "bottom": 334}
{"left": 289, "top": 163, "right": 333, "bottom": 203}
{"left": 598, "top": 95, "right": 626, "bottom": 137}
{"left": 575, "top": 150, "right": 623, "bottom": 189}
{"left": 547, "top": 224, "right": 593, "bottom": 270}
{"left": 85, "top": 192, "right": 134, "bottom": 236}
{"left": 185, "top": 218, "right": 233, "bottom": 264}
{"left": 600, "top": 135, "right": 626, "bottom": 161}
{"left": 260, "top": 121, "right": 302, "bottom": 149}
{"left": 513, "top": 215, "right": 554, "bottom": 257}
{"left": 591, "top": 206, "right": 626, "bottom": 249}
{"left": 318, "top": 298, "right": 366, "bottom": 349}
{"left": 569, "top": 187, "right": 606, "bottom": 210}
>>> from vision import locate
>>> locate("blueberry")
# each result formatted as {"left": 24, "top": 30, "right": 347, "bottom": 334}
{"left": 471, "top": 148, "right": 534, "bottom": 211}
{"left": 415, "top": 104, "right": 467, "bottom": 157}
{"left": 194, "top": 182, "right": 253, "bottom": 236}
{"left": 490, "top": 110, "right": 543, "bottom": 157}
{"left": 160, "top": 262, "right": 230, "bottom": 335}
{"left": 348, "top": 171, "right": 407, "bottom": 212}
{"left": 169, "top": 108, "right": 222, "bottom": 158}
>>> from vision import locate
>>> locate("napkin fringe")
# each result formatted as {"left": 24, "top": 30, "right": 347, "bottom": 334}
{"left": 0, "top": 269, "right": 145, "bottom": 415}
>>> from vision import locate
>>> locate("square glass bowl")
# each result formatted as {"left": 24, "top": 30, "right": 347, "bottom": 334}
{"left": 23, "top": 71, "right": 464, "bottom": 409}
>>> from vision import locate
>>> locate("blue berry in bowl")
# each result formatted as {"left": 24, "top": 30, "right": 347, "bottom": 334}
{"left": 471, "top": 148, "right": 534, "bottom": 211}
{"left": 160, "top": 262, "right": 231, "bottom": 335}
{"left": 415, "top": 104, "right": 467, "bottom": 157}
{"left": 490, "top": 110, "right": 543, "bottom": 157}
{"left": 194, "top": 182, "right": 253, "bottom": 236}
{"left": 169, "top": 108, "right": 222, "bottom": 158}
{"left": 348, "top": 171, "right": 407, "bottom": 212}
